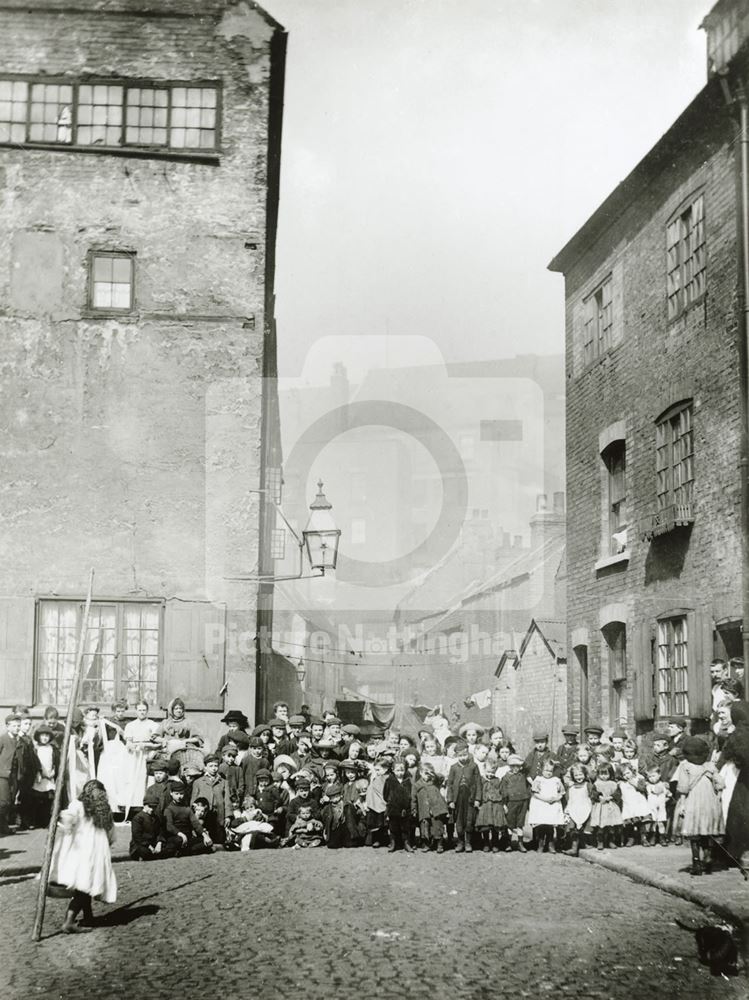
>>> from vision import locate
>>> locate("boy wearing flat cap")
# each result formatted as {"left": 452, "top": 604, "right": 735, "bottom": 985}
{"left": 130, "top": 786, "right": 167, "bottom": 860}
{"left": 556, "top": 725, "right": 579, "bottom": 774}
{"left": 190, "top": 754, "right": 229, "bottom": 843}
{"left": 241, "top": 736, "right": 270, "bottom": 798}
{"left": 524, "top": 731, "right": 557, "bottom": 780}
{"left": 164, "top": 780, "right": 213, "bottom": 855}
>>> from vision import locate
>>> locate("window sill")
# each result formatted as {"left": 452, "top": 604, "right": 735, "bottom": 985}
{"left": 667, "top": 291, "right": 707, "bottom": 326}
{"left": 0, "top": 141, "right": 220, "bottom": 165}
{"left": 594, "top": 551, "right": 630, "bottom": 572}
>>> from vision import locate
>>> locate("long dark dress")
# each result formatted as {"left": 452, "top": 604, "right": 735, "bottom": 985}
{"left": 724, "top": 703, "right": 749, "bottom": 862}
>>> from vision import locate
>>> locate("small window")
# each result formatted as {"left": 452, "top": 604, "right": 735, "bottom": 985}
{"left": 657, "top": 615, "right": 689, "bottom": 717}
{"left": 602, "top": 440, "right": 627, "bottom": 556}
{"left": 583, "top": 275, "right": 613, "bottom": 366}
{"left": 656, "top": 403, "right": 693, "bottom": 511}
{"left": 89, "top": 252, "right": 135, "bottom": 312}
{"left": 667, "top": 195, "right": 705, "bottom": 320}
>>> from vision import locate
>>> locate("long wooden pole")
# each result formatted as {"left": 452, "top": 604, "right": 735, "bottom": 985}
{"left": 32, "top": 569, "right": 95, "bottom": 942}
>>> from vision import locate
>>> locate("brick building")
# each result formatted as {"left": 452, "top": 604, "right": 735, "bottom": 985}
{"left": 549, "top": 0, "right": 749, "bottom": 736}
{"left": 0, "top": 0, "right": 286, "bottom": 741}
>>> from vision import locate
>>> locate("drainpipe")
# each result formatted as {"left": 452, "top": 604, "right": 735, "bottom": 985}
{"left": 736, "top": 81, "right": 749, "bottom": 667}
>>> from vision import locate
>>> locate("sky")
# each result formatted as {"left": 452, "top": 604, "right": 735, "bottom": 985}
{"left": 264, "top": 0, "right": 710, "bottom": 377}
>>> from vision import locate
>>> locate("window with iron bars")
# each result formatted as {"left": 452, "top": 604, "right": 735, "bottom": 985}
{"left": 667, "top": 194, "right": 705, "bottom": 320}
{"left": 0, "top": 76, "right": 220, "bottom": 153}
{"left": 657, "top": 615, "right": 689, "bottom": 717}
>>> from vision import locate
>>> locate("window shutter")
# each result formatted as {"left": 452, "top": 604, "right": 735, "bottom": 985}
{"left": 632, "top": 622, "right": 654, "bottom": 722}
{"left": 0, "top": 598, "right": 35, "bottom": 705}
{"left": 686, "top": 610, "right": 712, "bottom": 721}
{"left": 160, "top": 601, "right": 226, "bottom": 712}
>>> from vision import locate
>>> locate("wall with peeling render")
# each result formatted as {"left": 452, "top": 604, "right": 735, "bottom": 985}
{"left": 0, "top": 1, "right": 285, "bottom": 736}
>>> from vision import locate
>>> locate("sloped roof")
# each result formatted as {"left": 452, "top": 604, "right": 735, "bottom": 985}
{"left": 519, "top": 618, "right": 567, "bottom": 662}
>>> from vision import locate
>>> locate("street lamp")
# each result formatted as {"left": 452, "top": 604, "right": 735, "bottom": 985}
{"left": 227, "top": 480, "right": 341, "bottom": 582}
{"left": 303, "top": 480, "right": 341, "bottom": 573}
{"left": 295, "top": 657, "right": 306, "bottom": 684}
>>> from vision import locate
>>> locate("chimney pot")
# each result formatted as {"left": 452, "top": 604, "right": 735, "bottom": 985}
{"left": 536, "top": 493, "right": 547, "bottom": 512}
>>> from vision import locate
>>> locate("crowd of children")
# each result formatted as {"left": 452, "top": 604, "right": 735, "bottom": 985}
{"left": 0, "top": 701, "right": 740, "bottom": 877}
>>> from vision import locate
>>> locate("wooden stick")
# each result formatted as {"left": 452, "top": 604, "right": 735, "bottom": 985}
{"left": 32, "top": 569, "right": 95, "bottom": 942}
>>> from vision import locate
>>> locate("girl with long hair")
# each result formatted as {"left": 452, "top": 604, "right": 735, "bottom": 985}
{"left": 49, "top": 778, "right": 117, "bottom": 933}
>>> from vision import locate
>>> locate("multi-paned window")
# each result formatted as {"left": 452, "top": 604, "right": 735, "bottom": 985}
{"left": 656, "top": 403, "right": 694, "bottom": 511}
{"left": 602, "top": 439, "right": 627, "bottom": 555}
{"left": 583, "top": 275, "right": 613, "bottom": 366}
{"left": 667, "top": 194, "right": 705, "bottom": 320}
{"left": 89, "top": 251, "right": 135, "bottom": 312}
{"left": 0, "top": 76, "right": 220, "bottom": 153}
{"left": 657, "top": 615, "right": 689, "bottom": 717}
{"left": 36, "top": 599, "right": 161, "bottom": 706}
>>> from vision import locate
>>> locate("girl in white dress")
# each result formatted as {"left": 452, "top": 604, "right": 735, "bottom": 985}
{"left": 49, "top": 779, "right": 116, "bottom": 933}
{"left": 563, "top": 764, "right": 593, "bottom": 855}
{"left": 619, "top": 762, "right": 651, "bottom": 845}
{"left": 528, "top": 759, "right": 565, "bottom": 853}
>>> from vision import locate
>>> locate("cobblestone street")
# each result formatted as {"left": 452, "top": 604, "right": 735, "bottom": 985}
{"left": 1, "top": 850, "right": 745, "bottom": 999}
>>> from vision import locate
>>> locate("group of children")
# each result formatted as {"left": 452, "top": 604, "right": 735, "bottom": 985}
{"left": 0, "top": 701, "right": 729, "bottom": 879}
{"left": 116, "top": 708, "right": 727, "bottom": 876}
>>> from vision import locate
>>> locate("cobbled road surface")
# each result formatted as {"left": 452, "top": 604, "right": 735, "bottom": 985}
{"left": 1, "top": 849, "right": 745, "bottom": 999}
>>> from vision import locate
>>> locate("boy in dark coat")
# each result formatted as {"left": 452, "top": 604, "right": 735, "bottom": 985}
{"left": 254, "top": 768, "right": 288, "bottom": 835}
{"left": 284, "top": 775, "right": 321, "bottom": 836}
{"left": 524, "top": 731, "right": 557, "bottom": 780}
{"left": 555, "top": 725, "right": 580, "bottom": 774}
{"left": 0, "top": 715, "right": 20, "bottom": 836}
{"left": 499, "top": 754, "right": 530, "bottom": 852}
{"left": 190, "top": 755, "right": 229, "bottom": 843}
{"left": 321, "top": 783, "right": 348, "bottom": 848}
{"left": 446, "top": 741, "right": 482, "bottom": 853}
{"left": 164, "top": 781, "right": 213, "bottom": 855}
{"left": 129, "top": 787, "right": 166, "bottom": 860}
{"left": 241, "top": 737, "right": 269, "bottom": 799}
{"left": 218, "top": 744, "right": 244, "bottom": 810}
{"left": 384, "top": 758, "right": 414, "bottom": 852}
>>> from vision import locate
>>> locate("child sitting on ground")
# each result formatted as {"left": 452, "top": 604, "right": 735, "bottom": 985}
{"left": 164, "top": 780, "right": 213, "bottom": 856}
{"left": 287, "top": 803, "right": 324, "bottom": 849}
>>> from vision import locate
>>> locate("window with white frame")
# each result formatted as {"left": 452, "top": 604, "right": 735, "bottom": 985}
{"left": 657, "top": 616, "right": 689, "bottom": 717}
{"left": 36, "top": 600, "right": 160, "bottom": 706}
{"left": 89, "top": 251, "right": 135, "bottom": 312}
{"left": 583, "top": 275, "right": 613, "bottom": 366}
{"left": 667, "top": 194, "right": 705, "bottom": 320}
{"left": 0, "top": 76, "right": 220, "bottom": 153}
{"left": 656, "top": 403, "right": 693, "bottom": 511}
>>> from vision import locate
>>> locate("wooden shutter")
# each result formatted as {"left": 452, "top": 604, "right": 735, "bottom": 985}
{"left": 632, "top": 622, "right": 655, "bottom": 722}
{"left": 160, "top": 601, "right": 226, "bottom": 711}
{"left": 686, "top": 609, "right": 712, "bottom": 721}
{"left": 0, "top": 598, "right": 35, "bottom": 705}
